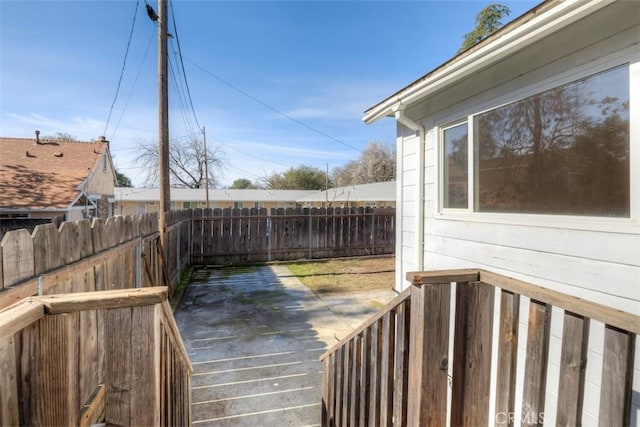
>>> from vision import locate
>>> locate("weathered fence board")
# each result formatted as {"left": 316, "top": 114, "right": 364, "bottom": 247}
{"left": 598, "top": 325, "right": 635, "bottom": 426}
{"left": 495, "top": 290, "right": 520, "bottom": 420}
{"left": 1, "top": 229, "right": 34, "bottom": 288}
{"left": 35, "top": 312, "right": 80, "bottom": 426}
{"left": 521, "top": 300, "right": 552, "bottom": 423}
{"left": 33, "top": 224, "right": 63, "bottom": 275}
{"left": 556, "top": 311, "right": 589, "bottom": 425}
{"left": 450, "top": 281, "right": 495, "bottom": 427}
{"left": 0, "top": 335, "right": 19, "bottom": 426}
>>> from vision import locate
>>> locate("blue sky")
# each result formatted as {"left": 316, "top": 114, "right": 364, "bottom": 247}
{"left": 0, "top": 0, "right": 538, "bottom": 187}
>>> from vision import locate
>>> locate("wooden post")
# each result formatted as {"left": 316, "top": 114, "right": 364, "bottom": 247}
{"left": 495, "top": 290, "right": 520, "bottom": 425}
{"left": 598, "top": 325, "right": 635, "bottom": 426}
{"left": 380, "top": 311, "right": 396, "bottom": 427}
{"left": 157, "top": 0, "right": 170, "bottom": 258}
{"left": 521, "top": 300, "right": 551, "bottom": 426}
{"left": 556, "top": 312, "right": 589, "bottom": 426}
{"left": 34, "top": 313, "right": 80, "bottom": 426}
{"left": 406, "top": 282, "right": 451, "bottom": 426}
{"left": 392, "top": 300, "right": 410, "bottom": 427}
{"left": 0, "top": 335, "right": 19, "bottom": 426}
{"left": 450, "top": 281, "right": 495, "bottom": 426}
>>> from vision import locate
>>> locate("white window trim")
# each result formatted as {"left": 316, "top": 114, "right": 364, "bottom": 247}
{"left": 439, "top": 121, "right": 472, "bottom": 214}
{"left": 435, "top": 55, "right": 639, "bottom": 234}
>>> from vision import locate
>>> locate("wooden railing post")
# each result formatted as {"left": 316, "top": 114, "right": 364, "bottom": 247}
{"left": 105, "top": 304, "right": 159, "bottom": 426}
{"left": 450, "top": 281, "right": 495, "bottom": 426}
{"left": 599, "top": 325, "right": 635, "bottom": 426}
{"left": 406, "top": 280, "right": 451, "bottom": 426}
{"left": 34, "top": 312, "right": 80, "bottom": 426}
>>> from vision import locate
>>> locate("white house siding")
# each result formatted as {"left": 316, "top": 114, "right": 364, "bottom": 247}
{"left": 393, "top": 2, "right": 639, "bottom": 424}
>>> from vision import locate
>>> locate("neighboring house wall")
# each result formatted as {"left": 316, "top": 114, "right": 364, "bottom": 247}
{"left": 86, "top": 153, "right": 116, "bottom": 196}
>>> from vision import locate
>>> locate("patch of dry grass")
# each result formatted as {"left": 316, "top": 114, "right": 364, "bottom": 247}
{"left": 286, "top": 256, "right": 395, "bottom": 294}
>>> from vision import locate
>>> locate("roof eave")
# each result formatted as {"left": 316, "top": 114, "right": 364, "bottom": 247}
{"left": 363, "top": 0, "right": 613, "bottom": 125}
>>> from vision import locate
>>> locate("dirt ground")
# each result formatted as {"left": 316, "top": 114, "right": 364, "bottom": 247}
{"left": 285, "top": 255, "right": 395, "bottom": 294}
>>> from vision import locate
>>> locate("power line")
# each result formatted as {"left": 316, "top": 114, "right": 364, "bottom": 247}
{"left": 103, "top": 0, "right": 140, "bottom": 137}
{"left": 169, "top": 0, "right": 202, "bottom": 131}
{"left": 186, "top": 58, "right": 362, "bottom": 152}
{"left": 110, "top": 28, "right": 156, "bottom": 140}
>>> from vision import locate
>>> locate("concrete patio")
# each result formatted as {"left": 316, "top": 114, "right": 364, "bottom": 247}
{"left": 175, "top": 264, "right": 396, "bottom": 426}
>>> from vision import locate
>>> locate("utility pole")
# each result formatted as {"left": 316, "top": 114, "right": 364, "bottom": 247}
{"left": 202, "top": 127, "right": 210, "bottom": 208}
{"left": 158, "top": 0, "right": 170, "bottom": 243}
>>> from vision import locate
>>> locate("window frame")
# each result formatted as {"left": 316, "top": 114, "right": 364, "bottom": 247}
{"left": 436, "top": 57, "right": 638, "bottom": 232}
{"left": 439, "top": 120, "right": 472, "bottom": 213}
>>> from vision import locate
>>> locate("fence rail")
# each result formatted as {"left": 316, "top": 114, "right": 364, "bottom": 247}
{"left": 0, "top": 287, "right": 192, "bottom": 426}
{"left": 321, "top": 269, "right": 639, "bottom": 426}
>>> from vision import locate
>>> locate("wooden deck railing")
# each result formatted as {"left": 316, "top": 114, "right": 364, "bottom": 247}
{"left": 0, "top": 287, "right": 192, "bottom": 426}
{"left": 320, "top": 269, "right": 639, "bottom": 426}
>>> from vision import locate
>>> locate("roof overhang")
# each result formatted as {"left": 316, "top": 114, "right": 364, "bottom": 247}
{"left": 363, "top": 0, "right": 615, "bottom": 125}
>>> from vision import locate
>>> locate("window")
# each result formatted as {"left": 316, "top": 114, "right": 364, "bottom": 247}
{"left": 234, "top": 202, "right": 244, "bottom": 209}
{"left": 443, "top": 65, "right": 630, "bottom": 217}
{"left": 443, "top": 123, "right": 469, "bottom": 209}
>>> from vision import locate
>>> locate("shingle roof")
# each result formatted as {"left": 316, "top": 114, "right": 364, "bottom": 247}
{"left": 0, "top": 137, "right": 109, "bottom": 210}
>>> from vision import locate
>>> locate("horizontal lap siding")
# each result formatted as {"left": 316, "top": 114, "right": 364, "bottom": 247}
{"left": 423, "top": 232, "right": 639, "bottom": 314}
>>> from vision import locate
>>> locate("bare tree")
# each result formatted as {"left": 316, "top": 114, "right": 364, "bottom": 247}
{"left": 332, "top": 141, "right": 396, "bottom": 186}
{"left": 135, "top": 137, "right": 224, "bottom": 188}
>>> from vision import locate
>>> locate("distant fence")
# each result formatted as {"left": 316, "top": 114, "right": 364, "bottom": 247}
{"left": 190, "top": 207, "right": 395, "bottom": 264}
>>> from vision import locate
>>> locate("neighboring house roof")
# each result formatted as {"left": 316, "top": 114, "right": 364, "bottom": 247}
{"left": 363, "top": 0, "right": 604, "bottom": 123}
{"left": 114, "top": 187, "right": 316, "bottom": 203}
{"left": 297, "top": 181, "right": 396, "bottom": 203}
{"left": 0, "top": 136, "right": 110, "bottom": 210}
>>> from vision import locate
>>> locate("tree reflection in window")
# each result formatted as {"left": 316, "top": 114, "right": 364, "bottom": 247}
{"left": 443, "top": 123, "right": 469, "bottom": 209}
{"left": 473, "top": 65, "right": 629, "bottom": 216}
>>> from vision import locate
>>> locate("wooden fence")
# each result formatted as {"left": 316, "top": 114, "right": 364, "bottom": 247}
{"left": 191, "top": 207, "right": 395, "bottom": 264}
{"left": 0, "top": 207, "right": 394, "bottom": 309}
{"left": 0, "top": 211, "right": 192, "bottom": 310}
{"left": 320, "top": 269, "right": 639, "bottom": 426}
{"left": 0, "top": 287, "right": 192, "bottom": 426}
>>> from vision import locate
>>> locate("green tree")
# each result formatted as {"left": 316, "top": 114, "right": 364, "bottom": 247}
{"left": 262, "top": 165, "right": 329, "bottom": 190}
{"left": 459, "top": 4, "right": 510, "bottom": 53}
{"left": 230, "top": 178, "right": 257, "bottom": 189}
{"left": 332, "top": 141, "right": 395, "bottom": 186}
{"left": 115, "top": 170, "right": 133, "bottom": 187}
